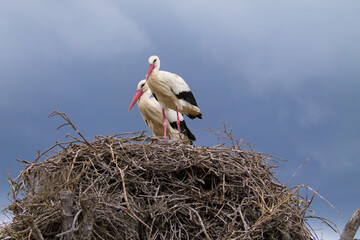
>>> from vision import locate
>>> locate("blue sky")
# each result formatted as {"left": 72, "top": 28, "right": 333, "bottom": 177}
{"left": 1, "top": 1, "right": 359, "bottom": 239}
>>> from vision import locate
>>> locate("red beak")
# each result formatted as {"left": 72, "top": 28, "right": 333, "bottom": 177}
{"left": 146, "top": 64, "right": 155, "bottom": 81}
{"left": 128, "top": 89, "right": 143, "bottom": 111}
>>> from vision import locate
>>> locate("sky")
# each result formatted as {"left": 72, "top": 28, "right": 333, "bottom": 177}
{"left": 1, "top": 1, "right": 360, "bottom": 239}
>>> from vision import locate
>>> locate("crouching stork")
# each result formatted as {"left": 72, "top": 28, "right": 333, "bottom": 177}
{"left": 128, "top": 79, "right": 196, "bottom": 144}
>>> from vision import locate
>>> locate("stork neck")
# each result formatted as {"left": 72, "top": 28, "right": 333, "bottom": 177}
{"left": 143, "top": 89, "right": 152, "bottom": 99}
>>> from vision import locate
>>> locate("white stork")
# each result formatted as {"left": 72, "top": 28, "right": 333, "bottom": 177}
{"left": 145, "top": 55, "right": 202, "bottom": 142}
{"left": 128, "top": 79, "right": 196, "bottom": 144}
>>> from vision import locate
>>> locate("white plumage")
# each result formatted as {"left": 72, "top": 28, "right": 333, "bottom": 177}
{"left": 146, "top": 56, "right": 202, "bottom": 119}
{"left": 145, "top": 56, "right": 202, "bottom": 142}
{"left": 128, "top": 80, "right": 195, "bottom": 144}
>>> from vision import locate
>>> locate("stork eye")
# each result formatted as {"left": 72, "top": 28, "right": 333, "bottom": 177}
{"left": 141, "top": 83, "right": 145, "bottom": 88}
{"left": 153, "top": 59, "right": 157, "bottom": 64}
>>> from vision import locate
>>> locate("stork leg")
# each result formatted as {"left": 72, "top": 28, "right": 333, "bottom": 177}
{"left": 162, "top": 108, "right": 167, "bottom": 141}
{"left": 176, "top": 106, "right": 182, "bottom": 143}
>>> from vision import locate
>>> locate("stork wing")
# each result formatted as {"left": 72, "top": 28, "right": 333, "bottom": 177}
{"left": 174, "top": 90, "right": 199, "bottom": 107}
{"left": 167, "top": 73, "right": 199, "bottom": 107}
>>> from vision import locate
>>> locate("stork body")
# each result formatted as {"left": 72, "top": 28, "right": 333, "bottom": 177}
{"left": 147, "top": 70, "right": 202, "bottom": 119}
{"left": 128, "top": 80, "right": 195, "bottom": 144}
{"left": 145, "top": 56, "right": 202, "bottom": 142}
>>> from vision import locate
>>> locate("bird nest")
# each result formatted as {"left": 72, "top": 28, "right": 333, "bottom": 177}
{"left": 1, "top": 112, "right": 335, "bottom": 240}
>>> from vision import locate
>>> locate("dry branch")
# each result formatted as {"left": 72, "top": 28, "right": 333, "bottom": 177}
{"left": 79, "top": 195, "right": 96, "bottom": 239}
{"left": 341, "top": 209, "right": 360, "bottom": 240}
{"left": 25, "top": 216, "right": 44, "bottom": 240}
{"left": 59, "top": 189, "right": 74, "bottom": 240}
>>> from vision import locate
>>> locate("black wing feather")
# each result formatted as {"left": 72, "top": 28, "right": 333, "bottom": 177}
{"left": 187, "top": 113, "right": 202, "bottom": 119}
{"left": 170, "top": 120, "right": 196, "bottom": 143}
{"left": 174, "top": 90, "right": 199, "bottom": 107}
{"left": 173, "top": 90, "right": 202, "bottom": 119}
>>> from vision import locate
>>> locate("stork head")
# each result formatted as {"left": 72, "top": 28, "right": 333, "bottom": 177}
{"left": 128, "top": 80, "right": 147, "bottom": 111}
{"left": 146, "top": 55, "right": 160, "bottom": 81}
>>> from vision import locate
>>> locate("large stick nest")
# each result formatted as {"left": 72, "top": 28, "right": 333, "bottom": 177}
{"left": 1, "top": 112, "right": 334, "bottom": 240}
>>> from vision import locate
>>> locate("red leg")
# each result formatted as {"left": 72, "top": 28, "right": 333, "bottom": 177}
{"left": 176, "top": 106, "right": 182, "bottom": 143}
{"left": 162, "top": 108, "right": 167, "bottom": 141}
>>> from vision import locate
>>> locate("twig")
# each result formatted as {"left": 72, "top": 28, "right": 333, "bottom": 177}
{"left": 188, "top": 207, "right": 212, "bottom": 240}
{"left": 25, "top": 216, "right": 44, "bottom": 240}
{"left": 286, "top": 157, "right": 311, "bottom": 186}
{"left": 118, "top": 165, "right": 150, "bottom": 230}
{"left": 56, "top": 210, "right": 82, "bottom": 238}
{"left": 48, "top": 110, "right": 94, "bottom": 150}
{"left": 31, "top": 140, "right": 80, "bottom": 164}
{"left": 306, "top": 186, "right": 342, "bottom": 217}
{"left": 109, "top": 144, "right": 150, "bottom": 230}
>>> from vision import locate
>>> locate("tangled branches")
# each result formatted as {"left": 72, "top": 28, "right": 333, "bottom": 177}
{"left": 0, "top": 112, "right": 335, "bottom": 239}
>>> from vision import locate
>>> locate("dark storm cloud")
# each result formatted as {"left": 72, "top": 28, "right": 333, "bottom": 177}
{"left": 0, "top": 1, "right": 359, "bottom": 238}
{"left": 166, "top": 1, "right": 360, "bottom": 169}
{"left": 169, "top": 1, "right": 360, "bottom": 93}
{"left": 0, "top": 0, "right": 150, "bottom": 79}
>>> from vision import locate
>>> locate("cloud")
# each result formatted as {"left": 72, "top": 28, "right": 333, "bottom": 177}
{"left": 0, "top": 0, "right": 151, "bottom": 66}
{"left": 169, "top": 1, "right": 360, "bottom": 95}
{"left": 0, "top": 0, "right": 152, "bottom": 111}
{"left": 296, "top": 134, "right": 360, "bottom": 174}
{"left": 295, "top": 98, "right": 335, "bottom": 127}
{"left": 164, "top": 0, "right": 360, "bottom": 134}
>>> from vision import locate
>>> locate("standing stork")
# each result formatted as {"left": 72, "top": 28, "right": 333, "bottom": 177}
{"left": 145, "top": 55, "right": 202, "bottom": 142}
{"left": 128, "top": 79, "right": 196, "bottom": 144}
